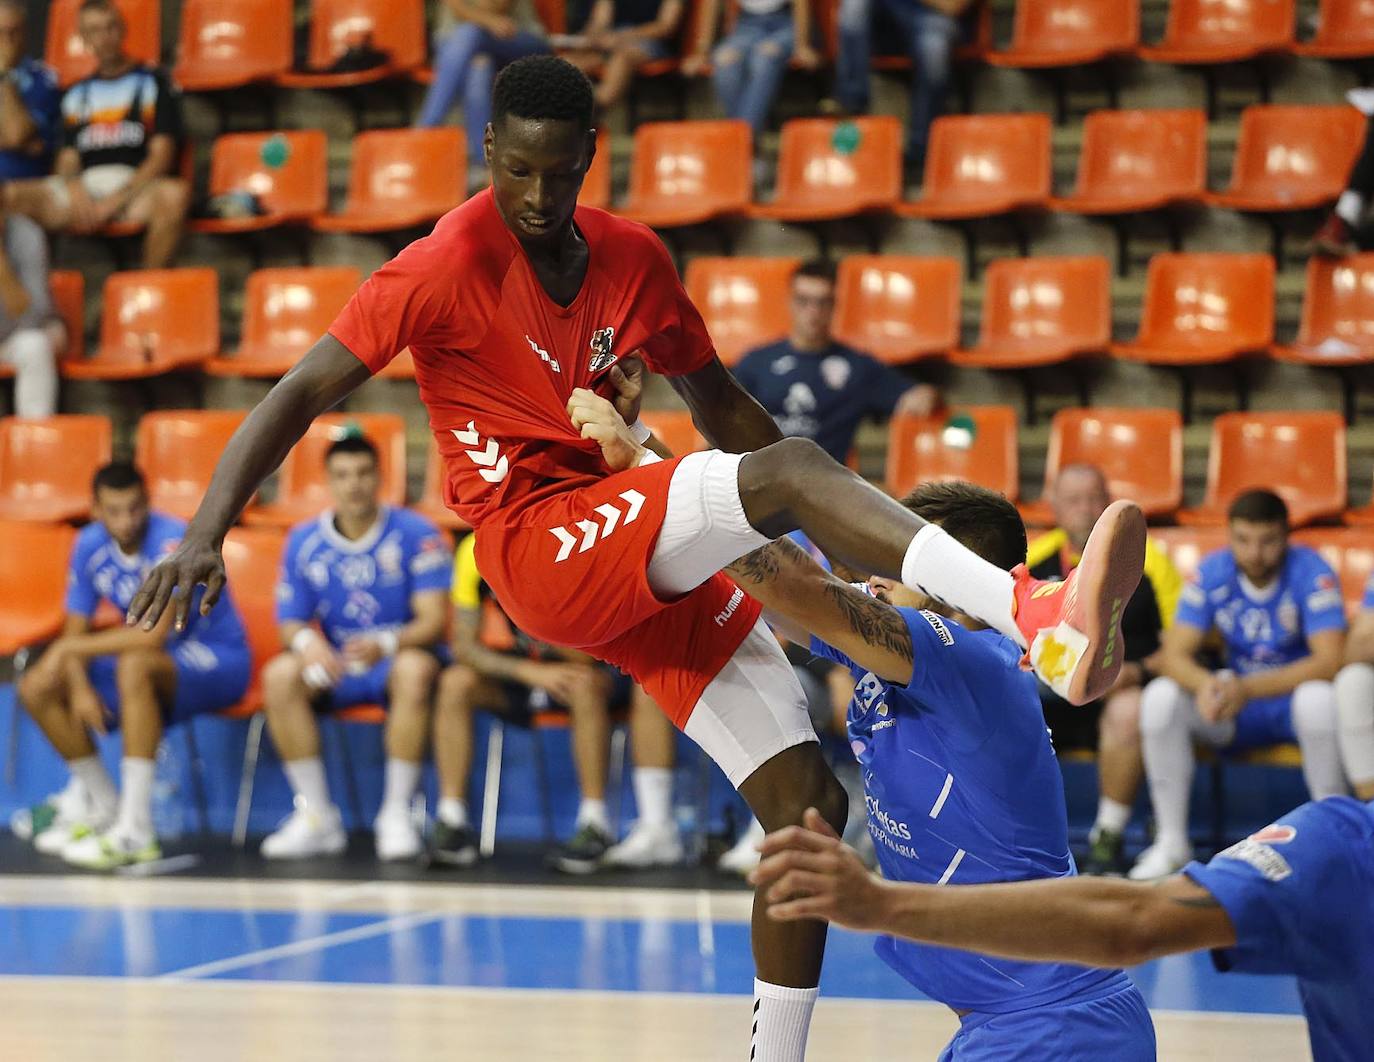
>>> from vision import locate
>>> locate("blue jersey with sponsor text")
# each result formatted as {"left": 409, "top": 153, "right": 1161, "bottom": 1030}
{"left": 1183, "top": 797, "right": 1374, "bottom": 1062}
{"left": 812, "top": 607, "right": 1133, "bottom": 1013}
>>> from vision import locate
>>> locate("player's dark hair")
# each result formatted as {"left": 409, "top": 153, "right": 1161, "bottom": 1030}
{"left": 1229, "top": 488, "right": 1289, "bottom": 527}
{"left": 491, "top": 56, "right": 595, "bottom": 130}
{"left": 325, "top": 434, "right": 379, "bottom": 466}
{"left": 92, "top": 460, "right": 144, "bottom": 496}
{"left": 901, "top": 481, "right": 1027, "bottom": 572}
{"left": 79, "top": 0, "right": 119, "bottom": 16}
{"left": 793, "top": 259, "right": 837, "bottom": 287}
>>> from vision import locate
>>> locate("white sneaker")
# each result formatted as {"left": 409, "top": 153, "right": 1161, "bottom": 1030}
{"left": 717, "top": 818, "right": 767, "bottom": 876}
{"left": 62, "top": 826, "right": 161, "bottom": 871}
{"left": 603, "top": 821, "right": 684, "bottom": 869}
{"left": 1128, "top": 840, "right": 1193, "bottom": 881}
{"left": 32, "top": 791, "right": 115, "bottom": 856}
{"left": 260, "top": 799, "right": 347, "bottom": 860}
{"left": 374, "top": 807, "right": 422, "bottom": 862}
{"left": 11, "top": 779, "right": 85, "bottom": 842}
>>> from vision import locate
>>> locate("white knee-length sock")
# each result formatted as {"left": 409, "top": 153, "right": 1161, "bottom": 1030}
{"left": 751, "top": 979, "right": 818, "bottom": 1062}
{"left": 901, "top": 525, "right": 1021, "bottom": 647}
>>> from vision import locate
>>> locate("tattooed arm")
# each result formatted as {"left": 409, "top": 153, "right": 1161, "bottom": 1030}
{"left": 728, "top": 539, "right": 915, "bottom": 684}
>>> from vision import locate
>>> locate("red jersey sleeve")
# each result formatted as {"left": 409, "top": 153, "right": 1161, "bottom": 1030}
{"left": 625, "top": 226, "right": 717, "bottom": 378}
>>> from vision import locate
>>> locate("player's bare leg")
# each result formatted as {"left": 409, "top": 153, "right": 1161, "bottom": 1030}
{"left": 377, "top": 649, "right": 439, "bottom": 861}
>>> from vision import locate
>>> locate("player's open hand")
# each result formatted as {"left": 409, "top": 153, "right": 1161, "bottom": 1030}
{"left": 749, "top": 808, "right": 891, "bottom": 932}
{"left": 126, "top": 533, "right": 226, "bottom": 634}
{"left": 568, "top": 387, "right": 647, "bottom": 472}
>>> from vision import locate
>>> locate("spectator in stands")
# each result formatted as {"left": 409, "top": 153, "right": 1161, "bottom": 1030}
{"left": 0, "top": 1, "right": 60, "bottom": 182}
{"left": 1027, "top": 465, "right": 1182, "bottom": 875}
{"left": 1332, "top": 587, "right": 1374, "bottom": 802}
{"left": 731, "top": 259, "right": 939, "bottom": 465}
{"left": 1313, "top": 110, "right": 1373, "bottom": 257}
{"left": 679, "top": 0, "right": 821, "bottom": 136}
{"left": 565, "top": 0, "right": 685, "bottom": 112}
{"left": 1131, "top": 490, "right": 1347, "bottom": 881}
{"left": 433, "top": 532, "right": 630, "bottom": 873}
{"left": 259, "top": 434, "right": 452, "bottom": 864}
{"left": 9, "top": 462, "right": 251, "bottom": 869}
{"left": 3, "top": 0, "right": 187, "bottom": 269}
{"left": 0, "top": 205, "right": 63, "bottom": 417}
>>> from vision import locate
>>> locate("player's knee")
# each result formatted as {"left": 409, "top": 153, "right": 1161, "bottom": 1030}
{"left": 1102, "top": 686, "right": 1142, "bottom": 743}
{"left": 390, "top": 648, "right": 439, "bottom": 695}
{"left": 739, "top": 436, "right": 830, "bottom": 529}
{"left": 437, "top": 664, "right": 482, "bottom": 713}
{"left": 1292, "top": 681, "right": 1338, "bottom": 740}
{"left": 752, "top": 751, "right": 847, "bottom": 833}
{"left": 1139, "top": 676, "right": 1184, "bottom": 736}
{"left": 714, "top": 45, "right": 742, "bottom": 67}
{"left": 17, "top": 665, "right": 60, "bottom": 712}
{"left": 157, "top": 177, "right": 191, "bottom": 217}
{"left": 262, "top": 652, "right": 306, "bottom": 706}
{"left": 115, "top": 648, "right": 163, "bottom": 691}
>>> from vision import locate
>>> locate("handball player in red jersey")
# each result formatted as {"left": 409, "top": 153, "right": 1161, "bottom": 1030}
{"left": 127, "top": 57, "right": 1144, "bottom": 1059}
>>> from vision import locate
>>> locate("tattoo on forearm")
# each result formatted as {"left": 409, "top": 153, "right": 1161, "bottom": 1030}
{"left": 823, "top": 582, "right": 914, "bottom": 665}
{"left": 1167, "top": 894, "right": 1222, "bottom": 910}
{"left": 727, "top": 540, "right": 801, "bottom": 586}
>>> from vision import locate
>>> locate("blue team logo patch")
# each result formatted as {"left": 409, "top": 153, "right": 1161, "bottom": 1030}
{"left": 920, "top": 610, "right": 954, "bottom": 646}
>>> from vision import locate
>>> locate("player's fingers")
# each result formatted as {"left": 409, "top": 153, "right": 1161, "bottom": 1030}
{"left": 766, "top": 897, "right": 832, "bottom": 924}
{"left": 127, "top": 567, "right": 166, "bottom": 626}
{"left": 767, "top": 869, "right": 830, "bottom": 904}
{"left": 756, "top": 824, "right": 832, "bottom": 857}
{"left": 172, "top": 570, "right": 197, "bottom": 633}
{"left": 802, "top": 807, "right": 842, "bottom": 840}
{"left": 201, "top": 567, "right": 226, "bottom": 616}
{"left": 135, "top": 568, "right": 175, "bottom": 629}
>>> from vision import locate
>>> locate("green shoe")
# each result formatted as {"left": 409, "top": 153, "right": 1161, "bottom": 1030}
{"left": 548, "top": 822, "right": 612, "bottom": 875}
{"left": 61, "top": 829, "right": 161, "bottom": 871}
{"left": 1080, "top": 827, "right": 1128, "bottom": 877}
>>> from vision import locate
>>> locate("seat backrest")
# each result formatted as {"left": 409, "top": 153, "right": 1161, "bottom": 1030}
{"left": 832, "top": 256, "right": 961, "bottom": 364}
{"left": 275, "top": 413, "right": 408, "bottom": 515}
{"left": 639, "top": 410, "right": 705, "bottom": 457}
{"left": 1009, "top": 0, "right": 1139, "bottom": 53}
{"left": 579, "top": 129, "right": 612, "bottom": 210}
{"left": 1072, "top": 109, "right": 1207, "bottom": 200}
{"left": 345, "top": 128, "right": 466, "bottom": 215}
{"left": 1310, "top": 0, "right": 1374, "bottom": 45}
{"left": 0, "top": 519, "right": 77, "bottom": 634}
{"left": 683, "top": 256, "right": 799, "bottom": 366}
{"left": 921, "top": 113, "right": 1052, "bottom": 203}
{"left": 1204, "top": 411, "right": 1347, "bottom": 522}
{"left": 627, "top": 120, "right": 752, "bottom": 209}
{"left": 1292, "top": 529, "right": 1374, "bottom": 613}
{"left": 978, "top": 256, "right": 1111, "bottom": 353}
{"left": 1150, "top": 526, "right": 1230, "bottom": 584}
{"left": 771, "top": 117, "right": 903, "bottom": 208}
{"left": 0, "top": 415, "right": 112, "bottom": 521}
{"left": 207, "top": 131, "right": 328, "bottom": 218}
{"left": 1160, "top": 0, "right": 1295, "bottom": 47}
{"left": 1136, "top": 253, "right": 1275, "bottom": 349}
{"left": 97, "top": 269, "right": 219, "bottom": 366}
{"left": 174, "top": 0, "right": 292, "bottom": 84}
{"left": 1043, "top": 407, "right": 1183, "bottom": 517}
{"left": 49, "top": 270, "right": 85, "bottom": 361}
{"left": 134, "top": 410, "right": 249, "bottom": 521}
{"left": 1294, "top": 253, "right": 1374, "bottom": 355}
{"left": 239, "top": 266, "right": 362, "bottom": 361}
{"left": 1227, "top": 105, "right": 1367, "bottom": 198}
{"left": 46, "top": 0, "right": 161, "bottom": 87}
{"left": 885, "top": 406, "right": 1019, "bottom": 500}
{"left": 305, "top": 0, "right": 426, "bottom": 70}
{"left": 221, "top": 526, "right": 287, "bottom": 705}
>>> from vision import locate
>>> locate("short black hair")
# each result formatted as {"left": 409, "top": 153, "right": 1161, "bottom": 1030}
{"left": 93, "top": 460, "right": 144, "bottom": 495}
{"left": 793, "top": 259, "right": 837, "bottom": 287}
{"left": 492, "top": 56, "right": 595, "bottom": 130}
{"left": 901, "top": 481, "right": 1027, "bottom": 572}
{"left": 79, "top": 0, "right": 119, "bottom": 16}
{"left": 325, "top": 433, "right": 378, "bottom": 466}
{"left": 1229, "top": 488, "right": 1289, "bottom": 527}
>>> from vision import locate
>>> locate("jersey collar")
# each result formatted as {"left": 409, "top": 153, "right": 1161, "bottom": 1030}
{"left": 318, "top": 506, "right": 390, "bottom": 554}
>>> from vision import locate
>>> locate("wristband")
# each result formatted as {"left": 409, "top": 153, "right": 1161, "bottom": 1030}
{"left": 630, "top": 418, "right": 651, "bottom": 444}
{"left": 290, "top": 627, "right": 323, "bottom": 655}
{"left": 376, "top": 629, "right": 400, "bottom": 657}
{"left": 635, "top": 448, "right": 663, "bottom": 467}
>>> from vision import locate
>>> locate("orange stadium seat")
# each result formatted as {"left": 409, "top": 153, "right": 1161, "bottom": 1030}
{"left": 988, "top": 0, "right": 1139, "bottom": 67}
{"left": 49, "top": 270, "right": 85, "bottom": 362}
{"left": 1345, "top": 467, "right": 1374, "bottom": 527}
{"left": 311, "top": 129, "right": 466, "bottom": 234}
{"left": 220, "top": 526, "right": 288, "bottom": 713}
{"left": 1210, "top": 105, "right": 1367, "bottom": 213}
{"left": 1138, "top": 0, "right": 1295, "bottom": 64}
{"left": 579, "top": 129, "right": 613, "bottom": 211}
{"left": 207, "top": 267, "right": 362, "bottom": 378}
{"left": 276, "top": 0, "right": 426, "bottom": 88}
{"left": 46, "top": 0, "right": 160, "bottom": 88}
{"left": 191, "top": 132, "right": 329, "bottom": 235}
{"left": 898, "top": 113, "right": 1052, "bottom": 220}
{"left": 1019, "top": 407, "right": 1184, "bottom": 526}
{"left": 173, "top": 0, "right": 293, "bottom": 91}
{"left": 885, "top": 406, "right": 1019, "bottom": 500}
{"left": 752, "top": 117, "right": 903, "bottom": 223}
{"left": 1052, "top": 109, "right": 1208, "bottom": 215}
{"left": 1274, "top": 254, "right": 1374, "bottom": 365}
{"left": 1179, "top": 411, "right": 1347, "bottom": 528}
{"left": 0, "top": 415, "right": 112, "bottom": 524}
{"left": 63, "top": 269, "right": 219, "bottom": 381}
{"left": 616, "top": 121, "right": 753, "bottom": 229}
{"left": 683, "top": 256, "right": 798, "bottom": 366}
{"left": 640, "top": 409, "right": 706, "bottom": 457}
{"left": 1292, "top": 528, "right": 1374, "bottom": 613}
{"left": 1295, "top": 0, "right": 1374, "bottom": 58}
{"left": 0, "top": 520, "right": 77, "bottom": 655}
{"left": 1151, "top": 525, "right": 1229, "bottom": 583}
{"left": 377, "top": 348, "right": 416, "bottom": 380}
{"left": 134, "top": 410, "right": 250, "bottom": 522}
{"left": 832, "top": 256, "right": 961, "bottom": 365}
{"left": 243, "top": 413, "right": 407, "bottom": 527}
{"left": 415, "top": 440, "right": 468, "bottom": 532}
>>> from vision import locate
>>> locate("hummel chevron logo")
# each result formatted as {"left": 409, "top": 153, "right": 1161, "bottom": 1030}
{"left": 549, "top": 489, "right": 645, "bottom": 562}
{"left": 527, "top": 335, "right": 561, "bottom": 373}
{"left": 452, "top": 421, "right": 508, "bottom": 484}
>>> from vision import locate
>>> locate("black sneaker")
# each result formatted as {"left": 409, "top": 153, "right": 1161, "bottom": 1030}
{"left": 548, "top": 822, "right": 612, "bottom": 875}
{"left": 1079, "top": 827, "right": 1128, "bottom": 877}
{"left": 429, "top": 821, "right": 478, "bottom": 867}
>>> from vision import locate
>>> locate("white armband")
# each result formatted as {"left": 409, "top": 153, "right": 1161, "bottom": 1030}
{"left": 376, "top": 629, "right": 400, "bottom": 657}
{"left": 290, "top": 627, "right": 324, "bottom": 656}
{"left": 630, "top": 418, "right": 652, "bottom": 444}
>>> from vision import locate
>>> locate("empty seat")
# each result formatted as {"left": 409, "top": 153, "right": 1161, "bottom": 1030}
{"left": 191, "top": 131, "right": 329, "bottom": 235}
{"left": 46, "top": 0, "right": 160, "bottom": 88}
{"left": 1291, "top": 529, "right": 1374, "bottom": 613}
{"left": 899, "top": 113, "right": 1052, "bottom": 220}
{"left": 616, "top": 121, "right": 753, "bottom": 229}
{"left": 1053, "top": 109, "right": 1208, "bottom": 214}
{"left": 640, "top": 409, "right": 706, "bottom": 457}
{"left": 135, "top": 411, "right": 250, "bottom": 522}
{"left": 49, "top": 270, "right": 85, "bottom": 362}
{"left": 0, "top": 415, "right": 112, "bottom": 523}
{"left": 752, "top": 117, "right": 903, "bottom": 222}
{"left": 1139, "top": 0, "right": 1295, "bottom": 63}
{"left": 173, "top": 0, "right": 293, "bottom": 91}
{"left": 206, "top": 267, "right": 361, "bottom": 378}
{"left": 311, "top": 129, "right": 466, "bottom": 233}
{"left": 579, "top": 128, "right": 613, "bottom": 211}
{"left": 276, "top": 0, "right": 426, "bottom": 88}
{"left": 1179, "top": 411, "right": 1346, "bottom": 527}
{"left": 63, "top": 269, "right": 220, "bottom": 380}
{"left": 220, "top": 526, "right": 288, "bottom": 712}
{"left": 1294, "top": 0, "right": 1374, "bottom": 58}
{"left": 832, "top": 256, "right": 961, "bottom": 365}
{"left": 1151, "top": 525, "right": 1230, "bottom": 584}
{"left": 1210, "top": 105, "right": 1367, "bottom": 213}
{"left": 243, "top": 413, "right": 407, "bottom": 527}
{"left": 0, "top": 520, "right": 78, "bottom": 654}
{"left": 1274, "top": 254, "right": 1374, "bottom": 365}
{"left": 988, "top": 0, "right": 1139, "bottom": 67}
{"left": 885, "top": 406, "right": 1019, "bottom": 500}
{"left": 683, "top": 256, "right": 799, "bottom": 366}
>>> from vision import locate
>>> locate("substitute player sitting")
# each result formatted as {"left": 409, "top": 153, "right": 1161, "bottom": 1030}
{"left": 258, "top": 433, "right": 452, "bottom": 863}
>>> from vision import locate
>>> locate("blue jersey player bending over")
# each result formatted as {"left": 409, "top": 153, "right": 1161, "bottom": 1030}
{"left": 727, "top": 481, "right": 1156, "bottom": 1060}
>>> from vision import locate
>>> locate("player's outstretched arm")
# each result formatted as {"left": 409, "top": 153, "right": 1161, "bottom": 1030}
{"left": 127, "top": 335, "right": 372, "bottom": 632}
{"left": 752, "top": 810, "right": 1238, "bottom": 968}
{"left": 670, "top": 357, "right": 786, "bottom": 453}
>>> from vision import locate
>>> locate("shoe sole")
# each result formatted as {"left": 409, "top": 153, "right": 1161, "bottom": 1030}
{"left": 261, "top": 835, "right": 347, "bottom": 860}
{"left": 550, "top": 856, "right": 602, "bottom": 875}
{"left": 430, "top": 848, "right": 479, "bottom": 868}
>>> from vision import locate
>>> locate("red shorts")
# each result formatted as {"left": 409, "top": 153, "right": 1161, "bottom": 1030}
{"left": 473, "top": 456, "right": 762, "bottom": 728}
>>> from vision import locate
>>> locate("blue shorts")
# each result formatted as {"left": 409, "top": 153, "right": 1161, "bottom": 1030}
{"left": 87, "top": 641, "right": 252, "bottom": 727}
{"left": 939, "top": 983, "right": 1156, "bottom": 1061}
{"left": 1228, "top": 694, "right": 1295, "bottom": 751}
{"left": 615, "top": 26, "right": 671, "bottom": 62}
{"left": 314, "top": 659, "right": 394, "bottom": 713}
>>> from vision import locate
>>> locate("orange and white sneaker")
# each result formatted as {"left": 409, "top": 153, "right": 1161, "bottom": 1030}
{"left": 1012, "top": 500, "right": 1146, "bottom": 706}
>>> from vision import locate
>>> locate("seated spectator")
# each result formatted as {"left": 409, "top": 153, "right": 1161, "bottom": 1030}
{"left": 1027, "top": 465, "right": 1182, "bottom": 875}
{"left": 10, "top": 462, "right": 251, "bottom": 870}
{"left": 1333, "top": 583, "right": 1374, "bottom": 802}
{"left": 601, "top": 683, "right": 684, "bottom": 869}
{"left": 258, "top": 434, "right": 452, "bottom": 864}
{"left": 1131, "top": 490, "right": 1347, "bottom": 880}
{"left": 564, "top": 0, "right": 685, "bottom": 112}
{"left": 0, "top": 206, "right": 63, "bottom": 417}
{"left": 3, "top": 0, "right": 187, "bottom": 269}
{"left": 0, "top": 1, "right": 60, "bottom": 182}
{"left": 731, "top": 259, "right": 939, "bottom": 465}
{"left": 1313, "top": 107, "right": 1372, "bottom": 257}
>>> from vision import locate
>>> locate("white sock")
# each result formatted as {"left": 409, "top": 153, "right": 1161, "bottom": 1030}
{"left": 284, "top": 757, "right": 333, "bottom": 813}
{"left": 69, "top": 755, "right": 117, "bottom": 816}
{"left": 1335, "top": 663, "right": 1374, "bottom": 789}
{"left": 438, "top": 797, "right": 468, "bottom": 828}
{"left": 901, "top": 524, "right": 1022, "bottom": 647}
{"left": 633, "top": 767, "right": 674, "bottom": 829}
{"left": 1139, "top": 679, "right": 1196, "bottom": 854}
{"left": 115, "top": 757, "right": 155, "bottom": 840}
{"left": 576, "top": 798, "right": 609, "bottom": 832}
{"left": 1094, "top": 796, "right": 1132, "bottom": 835}
{"left": 1336, "top": 190, "right": 1366, "bottom": 226}
{"left": 380, "top": 758, "right": 422, "bottom": 817}
{"left": 751, "top": 979, "right": 818, "bottom": 1062}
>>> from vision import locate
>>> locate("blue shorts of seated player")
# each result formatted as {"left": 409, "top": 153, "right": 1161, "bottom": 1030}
{"left": 940, "top": 982, "right": 1156, "bottom": 1061}
{"left": 87, "top": 640, "right": 252, "bottom": 726}
{"left": 310, "top": 648, "right": 453, "bottom": 714}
